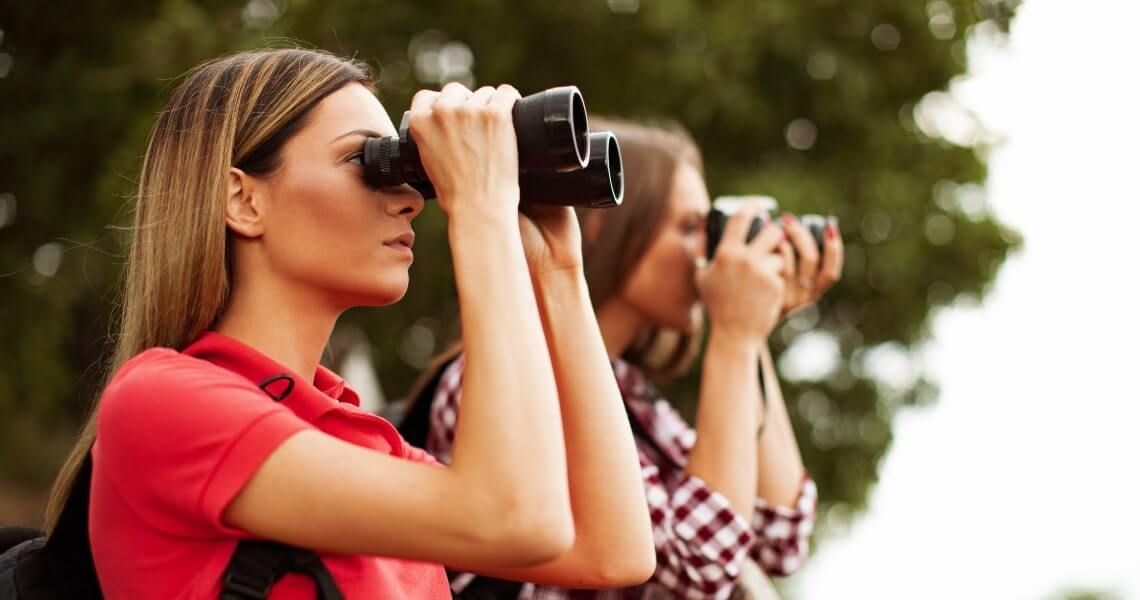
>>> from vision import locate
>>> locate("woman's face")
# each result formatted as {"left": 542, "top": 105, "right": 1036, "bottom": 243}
{"left": 622, "top": 162, "right": 709, "bottom": 331}
{"left": 252, "top": 83, "right": 424, "bottom": 308}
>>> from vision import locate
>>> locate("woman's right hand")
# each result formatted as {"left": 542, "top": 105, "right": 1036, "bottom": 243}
{"left": 697, "top": 203, "right": 790, "bottom": 350}
{"left": 407, "top": 82, "right": 523, "bottom": 220}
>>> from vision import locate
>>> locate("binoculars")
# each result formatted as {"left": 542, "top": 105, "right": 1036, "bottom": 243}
{"left": 362, "top": 86, "right": 623, "bottom": 209}
{"left": 706, "top": 196, "right": 830, "bottom": 259}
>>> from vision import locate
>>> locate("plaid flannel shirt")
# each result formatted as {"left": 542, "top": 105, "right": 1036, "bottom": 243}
{"left": 426, "top": 355, "right": 816, "bottom": 600}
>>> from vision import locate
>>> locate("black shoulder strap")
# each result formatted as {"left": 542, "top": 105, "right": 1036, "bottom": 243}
{"left": 41, "top": 450, "right": 103, "bottom": 598}
{"left": 221, "top": 541, "right": 343, "bottom": 600}
{"left": 452, "top": 576, "right": 524, "bottom": 599}
{"left": 396, "top": 358, "right": 453, "bottom": 449}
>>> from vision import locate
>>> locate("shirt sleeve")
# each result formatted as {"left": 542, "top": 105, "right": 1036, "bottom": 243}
{"left": 748, "top": 475, "right": 817, "bottom": 576}
{"left": 95, "top": 350, "right": 311, "bottom": 538}
{"left": 644, "top": 458, "right": 756, "bottom": 600}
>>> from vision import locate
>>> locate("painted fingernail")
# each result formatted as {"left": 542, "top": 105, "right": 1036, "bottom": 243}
{"left": 826, "top": 223, "right": 838, "bottom": 239}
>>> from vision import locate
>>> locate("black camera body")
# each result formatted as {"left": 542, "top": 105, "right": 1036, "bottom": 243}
{"left": 361, "top": 86, "right": 623, "bottom": 209}
{"left": 706, "top": 196, "right": 828, "bottom": 259}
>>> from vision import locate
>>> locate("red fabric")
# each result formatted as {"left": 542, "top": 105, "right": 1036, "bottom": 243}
{"left": 90, "top": 331, "right": 450, "bottom": 600}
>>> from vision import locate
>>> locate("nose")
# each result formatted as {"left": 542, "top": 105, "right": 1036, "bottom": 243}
{"left": 385, "top": 185, "right": 426, "bottom": 220}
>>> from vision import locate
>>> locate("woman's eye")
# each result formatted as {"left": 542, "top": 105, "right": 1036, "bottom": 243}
{"left": 681, "top": 219, "right": 702, "bottom": 234}
{"left": 347, "top": 152, "right": 364, "bottom": 166}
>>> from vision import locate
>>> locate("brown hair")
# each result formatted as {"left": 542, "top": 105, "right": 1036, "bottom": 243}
{"left": 44, "top": 48, "right": 372, "bottom": 531}
{"left": 578, "top": 117, "right": 705, "bottom": 380}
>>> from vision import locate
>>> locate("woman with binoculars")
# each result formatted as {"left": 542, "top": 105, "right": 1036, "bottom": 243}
{"left": 40, "top": 48, "right": 655, "bottom": 599}
{"left": 417, "top": 120, "right": 844, "bottom": 598}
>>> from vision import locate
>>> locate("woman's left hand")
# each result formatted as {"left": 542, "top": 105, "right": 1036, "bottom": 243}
{"left": 518, "top": 205, "right": 584, "bottom": 277}
{"left": 780, "top": 214, "right": 844, "bottom": 317}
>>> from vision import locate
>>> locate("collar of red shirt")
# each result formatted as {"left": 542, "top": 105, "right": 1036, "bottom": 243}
{"left": 183, "top": 331, "right": 362, "bottom": 408}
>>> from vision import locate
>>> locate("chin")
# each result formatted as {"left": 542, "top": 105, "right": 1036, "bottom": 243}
{"left": 347, "top": 278, "right": 409, "bottom": 307}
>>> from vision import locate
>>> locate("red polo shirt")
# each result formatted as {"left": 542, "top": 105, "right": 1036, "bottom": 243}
{"left": 89, "top": 331, "right": 450, "bottom": 599}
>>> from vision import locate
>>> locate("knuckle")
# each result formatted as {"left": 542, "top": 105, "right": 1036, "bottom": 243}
{"left": 407, "top": 110, "right": 431, "bottom": 134}
{"left": 442, "top": 81, "right": 469, "bottom": 94}
{"left": 497, "top": 83, "right": 521, "bottom": 97}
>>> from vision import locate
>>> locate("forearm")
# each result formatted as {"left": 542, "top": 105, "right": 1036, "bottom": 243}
{"left": 446, "top": 211, "right": 567, "bottom": 506}
{"left": 686, "top": 332, "right": 761, "bottom": 518}
{"left": 531, "top": 269, "right": 654, "bottom": 572}
{"left": 755, "top": 345, "right": 806, "bottom": 507}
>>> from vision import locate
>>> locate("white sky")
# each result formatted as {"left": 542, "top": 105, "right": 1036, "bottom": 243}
{"left": 790, "top": 1, "right": 1140, "bottom": 598}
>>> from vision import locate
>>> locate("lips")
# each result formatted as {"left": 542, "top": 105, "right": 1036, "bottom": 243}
{"left": 384, "top": 232, "right": 415, "bottom": 250}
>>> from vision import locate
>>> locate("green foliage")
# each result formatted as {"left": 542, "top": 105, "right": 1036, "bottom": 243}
{"left": 1047, "top": 589, "right": 1124, "bottom": 600}
{"left": 0, "top": 0, "right": 1020, "bottom": 545}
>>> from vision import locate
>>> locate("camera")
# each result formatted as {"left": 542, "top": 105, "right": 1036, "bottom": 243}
{"left": 361, "top": 86, "right": 622, "bottom": 208}
{"left": 706, "top": 196, "right": 829, "bottom": 259}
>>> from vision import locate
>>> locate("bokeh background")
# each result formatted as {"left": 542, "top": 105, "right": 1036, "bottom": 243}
{"left": 1, "top": 1, "right": 1135, "bottom": 598}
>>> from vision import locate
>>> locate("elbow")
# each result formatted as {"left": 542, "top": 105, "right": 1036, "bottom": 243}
{"left": 496, "top": 499, "right": 575, "bottom": 564}
{"left": 574, "top": 528, "right": 656, "bottom": 588}
{"left": 476, "top": 486, "right": 574, "bottom": 565}
{"left": 590, "top": 549, "right": 656, "bottom": 588}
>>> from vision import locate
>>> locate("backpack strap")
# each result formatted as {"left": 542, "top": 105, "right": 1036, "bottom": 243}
{"left": 221, "top": 541, "right": 342, "bottom": 600}
{"left": 452, "top": 575, "right": 524, "bottom": 600}
{"left": 39, "top": 450, "right": 102, "bottom": 598}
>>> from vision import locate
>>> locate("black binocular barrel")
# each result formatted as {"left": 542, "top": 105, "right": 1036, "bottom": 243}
{"left": 362, "top": 86, "right": 589, "bottom": 194}
{"left": 519, "top": 132, "right": 624, "bottom": 208}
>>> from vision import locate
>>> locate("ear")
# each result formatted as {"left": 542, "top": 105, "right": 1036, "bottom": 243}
{"left": 224, "top": 167, "right": 265, "bottom": 238}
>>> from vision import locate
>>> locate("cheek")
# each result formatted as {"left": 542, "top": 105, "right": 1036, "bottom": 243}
{"left": 625, "top": 237, "right": 700, "bottom": 325}
{"left": 264, "top": 170, "right": 388, "bottom": 283}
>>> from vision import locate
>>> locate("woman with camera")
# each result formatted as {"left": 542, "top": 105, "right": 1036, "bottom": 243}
{"left": 43, "top": 48, "right": 653, "bottom": 599}
{"left": 418, "top": 119, "right": 843, "bottom": 598}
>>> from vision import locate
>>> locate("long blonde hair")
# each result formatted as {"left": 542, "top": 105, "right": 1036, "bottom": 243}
{"left": 43, "top": 48, "right": 371, "bottom": 531}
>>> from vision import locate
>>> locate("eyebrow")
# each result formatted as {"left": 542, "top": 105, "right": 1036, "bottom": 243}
{"left": 329, "top": 128, "right": 386, "bottom": 144}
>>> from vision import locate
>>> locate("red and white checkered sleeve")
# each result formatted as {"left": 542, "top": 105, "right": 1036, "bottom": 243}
{"left": 644, "top": 459, "right": 756, "bottom": 600}
{"left": 425, "top": 354, "right": 465, "bottom": 465}
{"left": 748, "top": 475, "right": 817, "bottom": 576}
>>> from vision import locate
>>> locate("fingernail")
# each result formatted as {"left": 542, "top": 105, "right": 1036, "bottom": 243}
{"left": 781, "top": 213, "right": 794, "bottom": 224}
{"left": 826, "top": 223, "right": 838, "bottom": 239}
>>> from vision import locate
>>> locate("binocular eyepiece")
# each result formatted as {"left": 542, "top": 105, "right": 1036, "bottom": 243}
{"left": 706, "top": 196, "right": 830, "bottom": 259}
{"left": 362, "top": 86, "right": 622, "bottom": 209}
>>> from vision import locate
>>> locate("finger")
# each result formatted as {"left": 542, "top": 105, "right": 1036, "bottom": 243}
{"left": 489, "top": 83, "right": 522, "bottom": 113}
{"left": 778, "top": 239, "right": 795, "bottom": 279}
{"left": 409, "top": 89, "right": 440, "bottom": 114}
{"left": 469, "top": 85, "right": 495, "bottom": 107}
{"left": 717, "top": 204, "right": 761, "bottom": 257}
{"left": 434, "top": 81, "right": 473, "bottom": 110}
{"left": 781, "top": 214, "right": 819, "bottom": 288}
{"left": 815, "top": 217, "right": 844, "bottom": 294}
{"left": 747, "top": 220, "right": 785, "bottom": 255}
{"left": 759, "top": 253, "right": 788, "bottom": 298}
{"left": 773, "top": 239, "right": 797, "bottom": 310}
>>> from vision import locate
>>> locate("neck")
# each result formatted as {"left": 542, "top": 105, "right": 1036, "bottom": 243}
{"left": 214, "top": 270, "right": 338, "bottom": 383}
{"left": 596, "top": 298, "right": 646, "bottom": 359}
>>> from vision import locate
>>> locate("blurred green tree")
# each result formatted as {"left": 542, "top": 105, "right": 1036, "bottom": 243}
{"left": 1047, "top": 589, "right": 1123, "bottom": 600}
{"left": 0, "top": 0, "right": 1020, "bottom": 546}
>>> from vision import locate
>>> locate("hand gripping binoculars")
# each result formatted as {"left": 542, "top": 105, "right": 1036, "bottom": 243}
{"left": 361, "top": 86, "right": 623, "bottom": 209}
